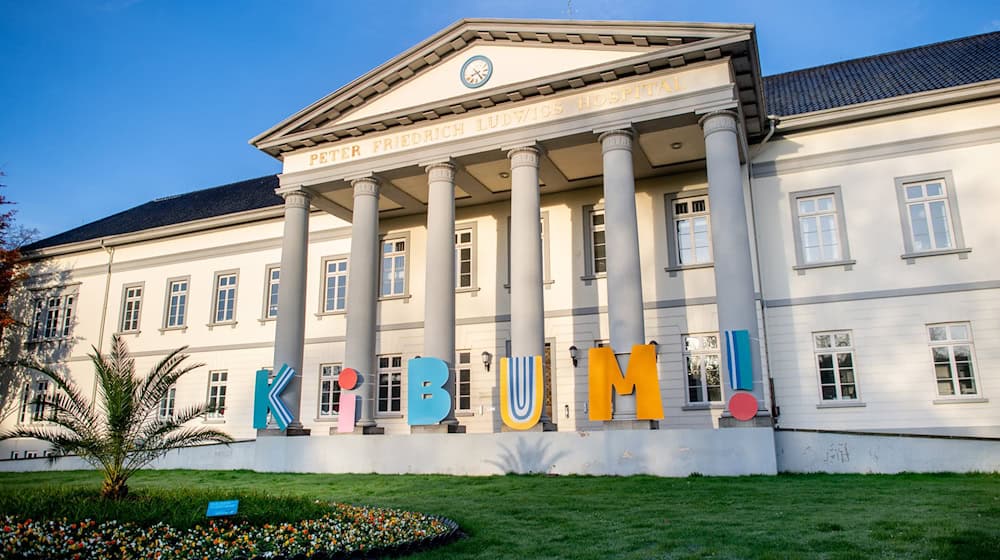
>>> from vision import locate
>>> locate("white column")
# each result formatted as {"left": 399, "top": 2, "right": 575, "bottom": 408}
{"left": 507, "top": 145, "right": 552, "bottom": 426}
{"left": 599, "top": 129, "right": 646, "bottom": 420}
{"left": 700, "top": 110, "right": 766, "bottom": 412}
{"left": 271, "top": 189, "right": 310, "bottom": 435}
{"left": 423, "top": 161, "right": 459, "bottom": 426}
{"left": 344, "top": 176, "right": 382, "bottom": 432}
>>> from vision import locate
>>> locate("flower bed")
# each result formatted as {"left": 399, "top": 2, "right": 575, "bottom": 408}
{"left": 0, "top": 503, "right": 459, "bottom": 559}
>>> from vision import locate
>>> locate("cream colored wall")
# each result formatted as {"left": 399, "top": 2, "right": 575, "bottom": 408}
{"left": 753, "top": 101, "right": 1000, "bottom": 433}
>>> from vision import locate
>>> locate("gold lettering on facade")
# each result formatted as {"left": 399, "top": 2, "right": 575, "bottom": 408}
{"left": 305, "top": 74, "right": 686, "bottom": 168}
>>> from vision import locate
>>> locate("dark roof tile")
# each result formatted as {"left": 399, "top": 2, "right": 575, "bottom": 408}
{"left": 763, "top": 31, "right": 1000, "bottom": 116}
{"left": 25, "top": 175, "right": 282, "bottom": 251}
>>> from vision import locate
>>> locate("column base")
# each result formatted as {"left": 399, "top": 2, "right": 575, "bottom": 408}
{"left": 603, "top": 419, "right": 659, "bottom": 431}
{"left": 501, "top": 421, "right": 557, "bottom": 433}
{"left": 410, "top": 423, "right": 467, "bottom": 434}
{"left": 257, "top": 427, "right": 312, "bottom": 437}
{"left": 330, "top": 425, "right": 385, "bottom": 435}
{"left": 719, "top": 412, "right": 774, "bottom": 428}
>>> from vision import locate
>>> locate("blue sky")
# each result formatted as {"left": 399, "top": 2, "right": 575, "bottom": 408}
{"left": 1, "top": 0, "right": 996, "bottom": 240}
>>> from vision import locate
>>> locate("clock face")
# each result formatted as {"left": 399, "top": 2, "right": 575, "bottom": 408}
{"left": 460, "top": 55, "right": 493, "bottom": 89}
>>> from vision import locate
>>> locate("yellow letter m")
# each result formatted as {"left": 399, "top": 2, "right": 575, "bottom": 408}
{"left": 588, "top": 344, "right": 663, "bottom": 421}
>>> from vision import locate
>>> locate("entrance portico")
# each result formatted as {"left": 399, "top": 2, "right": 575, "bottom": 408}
{"left": 254, "top": 19, "right": 772, "bottom": 434}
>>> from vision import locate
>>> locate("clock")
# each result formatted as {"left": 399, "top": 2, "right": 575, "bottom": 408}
{"left": 460, "top": 55, "right": 493, "bottom": 89}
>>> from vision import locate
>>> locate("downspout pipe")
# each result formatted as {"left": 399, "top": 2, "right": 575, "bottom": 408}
{"left": 92, "top": 240, "right": 114, "bottom": 404}
{"left": 746, "top": 115, "right": 780, "bottom": 421}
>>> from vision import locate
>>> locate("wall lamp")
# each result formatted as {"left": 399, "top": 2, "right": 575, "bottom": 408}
{"left": 481, "top": 351, "right": 492, "bottom": 372}
{"left": 648, "top": 340, "right": 659, "bottom": 361}
{"left": 568, "top": 345, "right": 579, "bottom": 367}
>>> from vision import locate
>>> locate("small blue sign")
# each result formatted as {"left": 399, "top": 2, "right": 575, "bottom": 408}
{"left": 206, "top": 499, "right": 240, "bottom": 518}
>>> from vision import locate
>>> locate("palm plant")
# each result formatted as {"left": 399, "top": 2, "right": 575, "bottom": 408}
{"left": 0, "top": 335, "right": 233, "bottom": 499}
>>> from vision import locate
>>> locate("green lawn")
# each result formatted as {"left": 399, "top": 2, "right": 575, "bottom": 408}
{"left": 1, "top": 470, "right": 997, "bottom": 559}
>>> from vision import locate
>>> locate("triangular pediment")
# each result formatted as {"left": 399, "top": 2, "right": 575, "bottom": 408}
{"left": 251, "top": 19, "right": 768, "bottom": 156}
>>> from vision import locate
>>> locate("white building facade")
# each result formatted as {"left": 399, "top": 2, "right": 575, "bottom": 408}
{"left": 3, "top": 20, "right": 998, "bottom": 474}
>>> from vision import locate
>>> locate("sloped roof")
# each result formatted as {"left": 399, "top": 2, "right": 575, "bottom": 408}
{"left": 763, "top": 31, "right": 1000, "bottom": 117}
{"left": 24, "top": 176, "right": 282, "bottom": 252}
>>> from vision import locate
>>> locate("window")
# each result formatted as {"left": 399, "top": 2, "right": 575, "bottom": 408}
{"left": 24, "top": 451, "right": 37, "bottom": 459}
{"left": 673, "top": 196, "right": 712, "bottom": 265}
{"left": 376, "top": 355, "right": 402, "bottom": 413}
{"left": 813, "top": 331, "right": 858, "bottom": 401}
{"left": 318, "top": 364, "right": 342, "bottom": 417}
{"left": 212, "top": 272, "right": 238, "bottom": 323}
{"left": 456, "top": 351, "right": 472, "bottom": 412}
{"left": 158, "top": 386, "right": 176, "bottom": 419}
{"left": 19, "top": 380, "right": 51, "bottom": 423}
{"left": 590, "top": 209, "right": 607, "bottom": 274}
{"left": 119, "top": 284, "right": 143, "bottom": 332}
{"left": 264, "top": 266, "right": 280, "bottom": 319}
{"left": 164, "top": 278, "right": 188, "bottom": 328}
{"left": 455, "top": 227, "right": 475, "bottom": 289}
{"left": 30, "top": 292, "right": 75, "bottom": 341}
{"left": 684, "top": 334, "right": 722, "bottom": 404}
{"left": 380, "top": 238, "right": 407, "bottom": 298}
{"left": 928, "top": 323, "right": 979, "bottom": 397}
{"left": 206, "top": 371, "right": 227, "bottom": 418}
{"left": 895, "top": 171, "right": 968, "bottom": 257}
{"left": 323, "top": 259, "right": 348, "bottom": 313}
{"left": 664, "top": 191, "right": 714, "bottom": 272}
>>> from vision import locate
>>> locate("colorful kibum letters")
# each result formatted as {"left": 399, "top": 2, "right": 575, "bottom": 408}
{"left": 252, "top": 364, "right": 295, "bottom": 430}
{"left": 406, "top": 357, "right": 452, "bottom": 425}
{"left": 725, "top": 329, "right": 753, "bottom": 391}
{"left": 499, "top": 355, "right": 544, "bottom": 430}
{"left": 336, "top": 368, "right": 361, "bottom": 433}
{"left": 588, "top": 344, "right": 663, "bottom": 421}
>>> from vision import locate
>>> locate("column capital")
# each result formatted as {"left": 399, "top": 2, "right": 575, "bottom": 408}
{"left": 598, "top": 128, "right": 634, "bottom": 154}
{"left": 281, "top": 189, "right": 312, "bottom": 209}
{"left": 424, "top": 161, "right": 456, "bottom": 182}
{"left": 350, "top": 175, "right": 381, "bottom": 198}
{"left": 506, "top": 145, "right": 541, "bottom": 169}
{"left": 699, "top": 110, "right": 739, "bottom": 138}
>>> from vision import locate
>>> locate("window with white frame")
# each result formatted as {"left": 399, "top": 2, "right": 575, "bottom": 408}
{"left": 455, "top": 229, "right": 474, "bottom": 289}
{"left": 30, "top": 292, "right": 75, "bottom": 341}
{"left": 683, "top": 334, "right": 722, "bottom": 404}
{"left": 789, "top": 187, "right": 853, "bottom": 268}
{"left": 264, "top": 266, "right": 280, "bottom": 319}
{"left": 813, "top": 331, "right": 858, "bottom": 401}
{"left": 318, "top": 364, "right": 342, "bottom": 417}
{"left": 212, "top": 273, "right": 238, "bottom": 323}
{"left": 323, "top": 259, "right": 348, "bottom": 313}
{"left": 19, "top": 380, "right": 51, "bottom": 423}
{"left": 206, "top": 371, "right": 227, "bottom": 418}
{"left": 456, "top": 351, "right": 472, "bottom": 412}
{"left": 119, "top": 284, "right": 142, "bottom": 332}
{"left": 376, "top": 355, "right": 402, "bottom": 413}
{"left": 673, "top": 196, "right": 712, "bottom": 265}
{"left": 158, "top": 386, "right": 176, "bottom": 419}
{"left": 590, "top": 209, "right": 607, "bottom": 274}
{"left": 380, "top": 239, "right": 407, "bottom": 297}
{"left": 797, "top": 196, "right": 841, "bottom": 263}
{"left": 895, "top": 172, "right": 968, "bottom": 256}
{"left": 165, "top": 279, "right": 188, "bottom": 328}
{"left": 928, "top": 323, "right": 979, "bottom": 397}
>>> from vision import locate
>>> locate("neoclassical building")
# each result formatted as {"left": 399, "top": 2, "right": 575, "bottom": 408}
{"left": 3, "top": 20, "right": 998, "bottom": 473}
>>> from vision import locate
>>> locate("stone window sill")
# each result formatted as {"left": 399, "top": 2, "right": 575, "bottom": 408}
{"left": 378, "top": 294, "right": 412, "bottom": 303}
{"left": 207, "top": 321, "right": 238, "bottom": 330}
{"left": 933, "top": 397, "right": 988, "bottom": 405}
{"left": 901, "top": 247, "right": 971, "bottom": 263}
{"left": 313, "top": 416, "right": 338, "bottom": 422}
{"left": 665, "top": 263, "right": 714, "bottom": 277}
{"left": 455, "top": 411, "right": 475, "bottom": 417}
{"left": 115, "top": 330, "right": 141, "bottom": 336}
{"left": 793, "top": 259, "right": 856, "bottom": 273}
{"left": 682, "top": 403, "right": 724, "bottom": 411}
{"left": 375, "top": 413, "right": 404, "bottom": 419}
{"left": 456, "top": 287, "right": 481, "bottom": 295}
{"left": 203, "top": 418, "right": 226, "bottom": 425}
{"left": 158, "top": 326, "right": 187, "bottom": 333}
{"left": 258, "top": 317, "right": 277, "bottom": 324}
{"left": 816, "top": 400, "right": 866, "bottom": 409}
{"left": 315, "top": 310, "right": 347, "bottom": 318}
{"left": 504, "top": 281, "right": 554, "bottom": 290}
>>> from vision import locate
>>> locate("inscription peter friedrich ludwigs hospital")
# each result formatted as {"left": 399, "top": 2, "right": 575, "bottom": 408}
{"left": 286, "top": 63, "right": 728, "bottom": 174}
